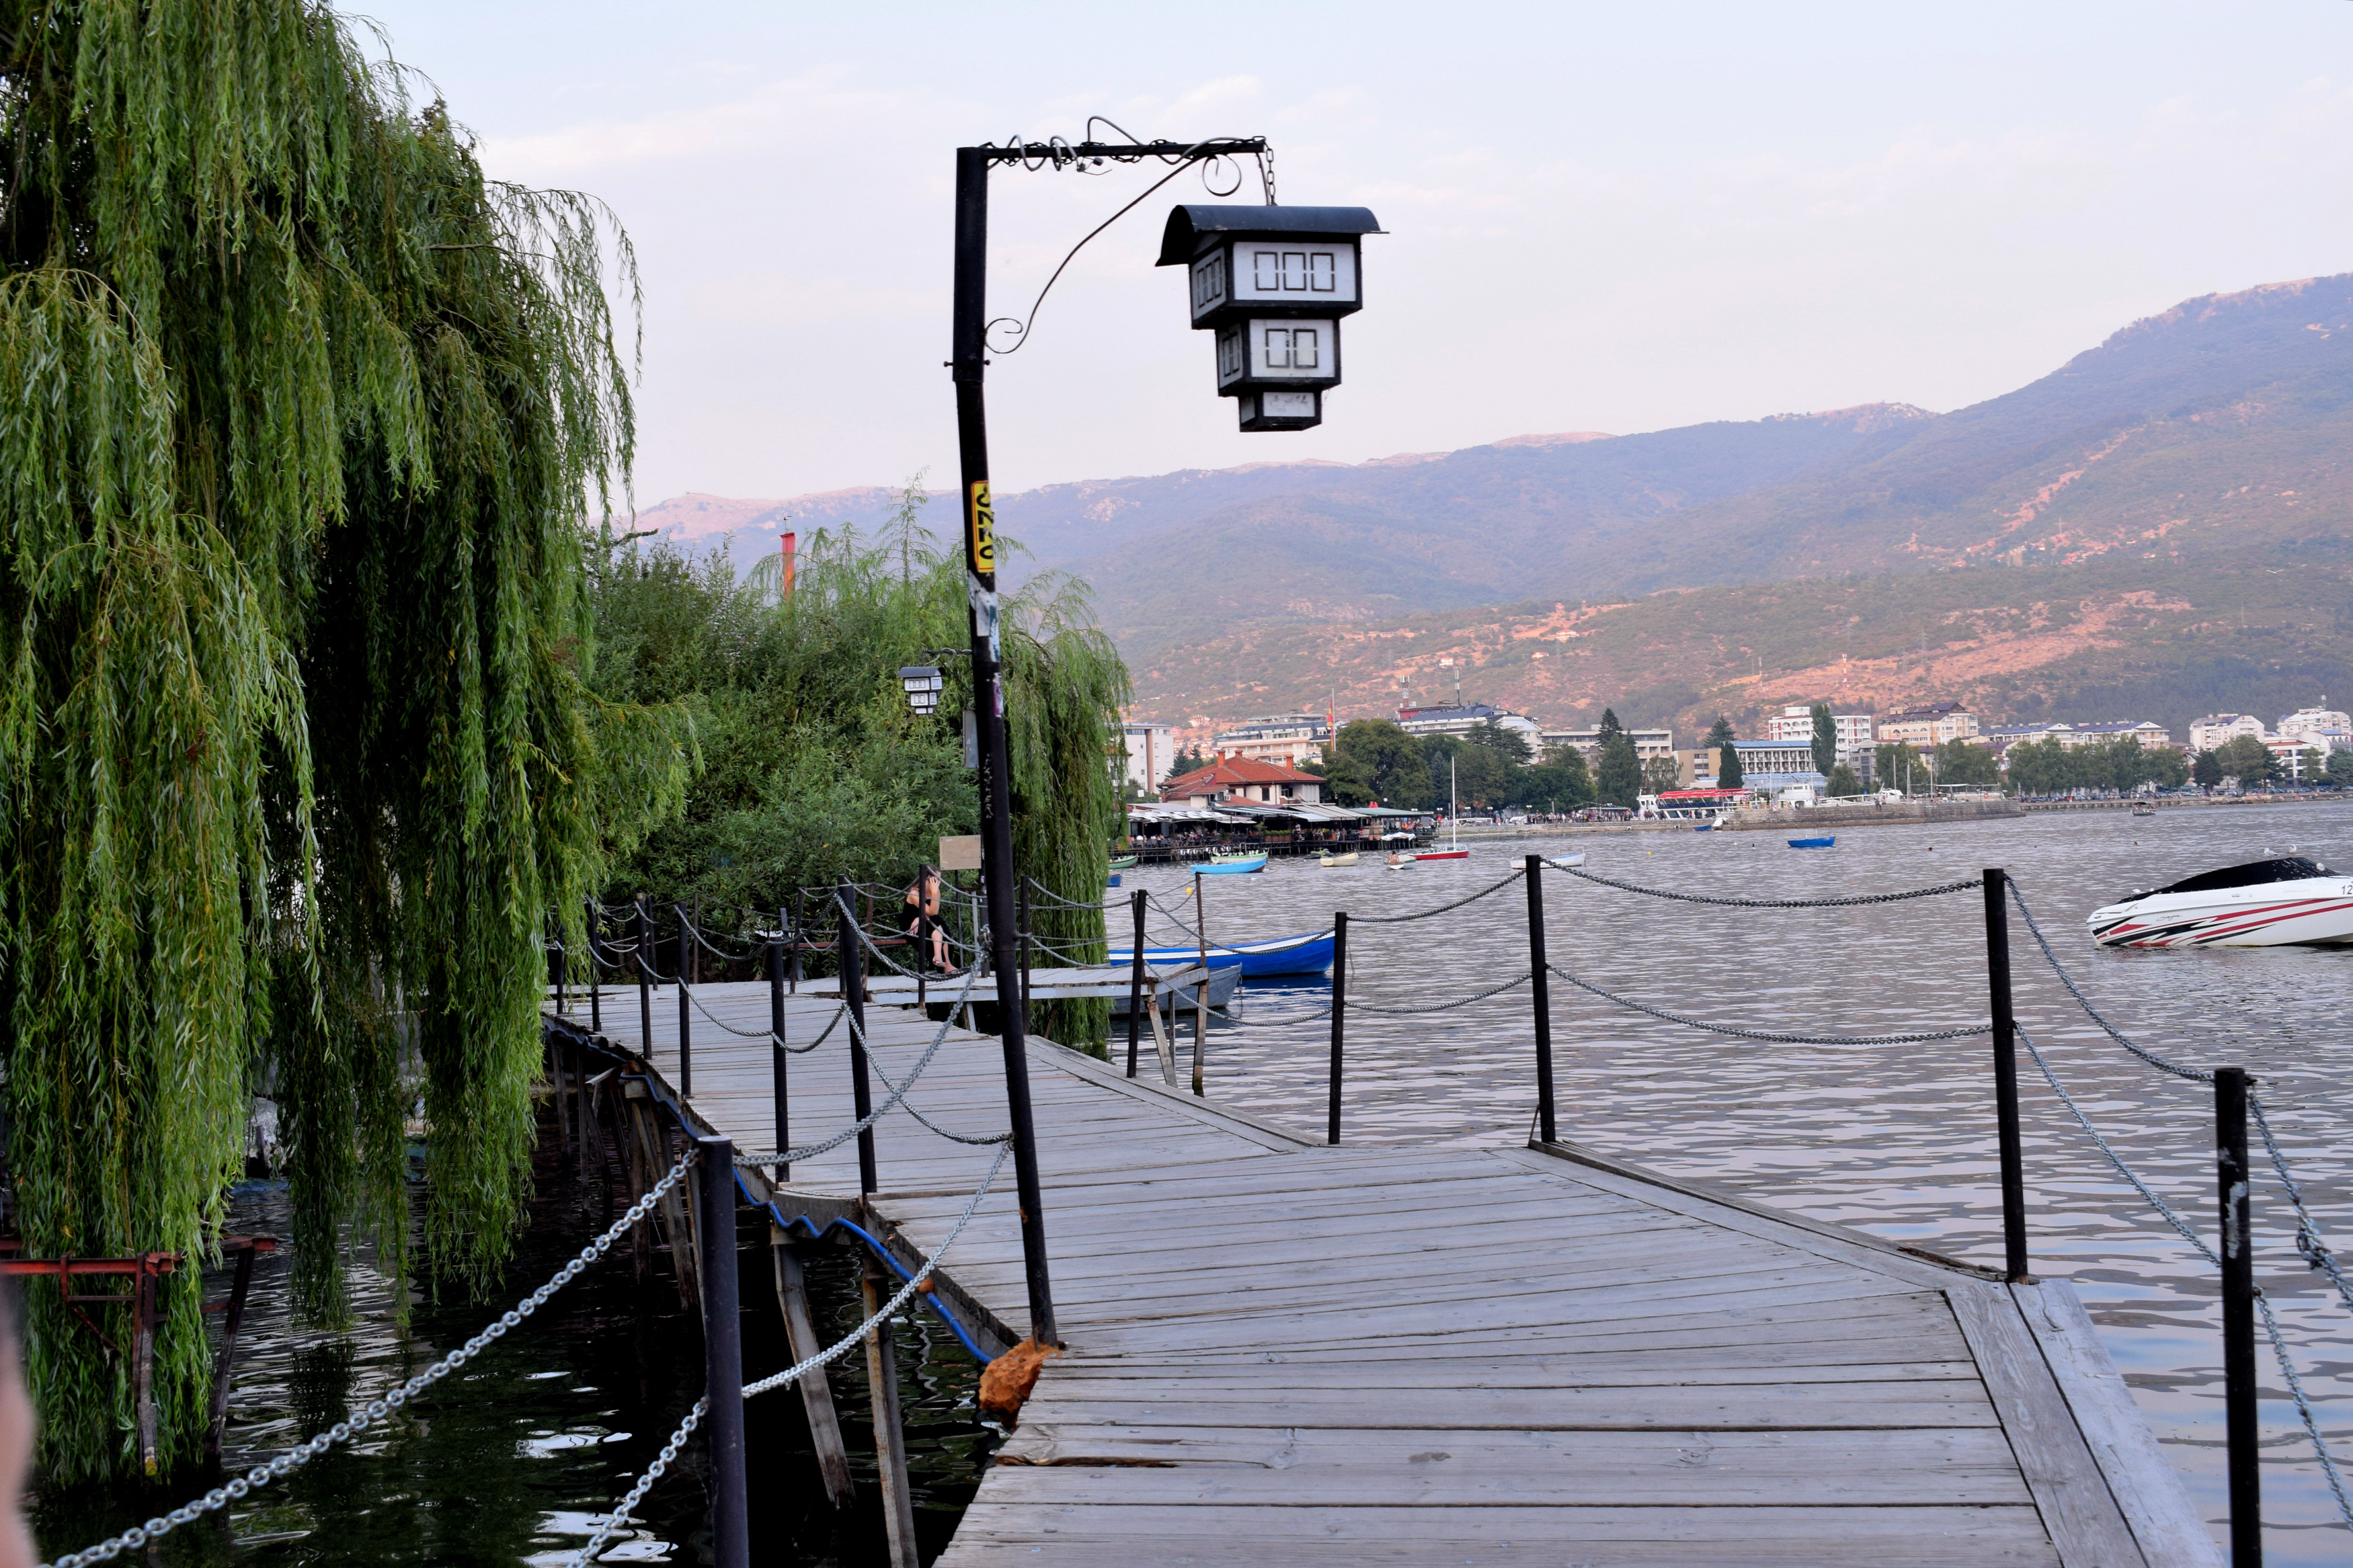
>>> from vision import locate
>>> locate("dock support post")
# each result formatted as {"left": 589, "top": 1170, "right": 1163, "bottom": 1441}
{"left": 771, "top": 1233, "right": 854, "bottom": 1508}
{"left": 694, "top": 1136, "right": 750, "bottom": 1568}
{"left": 861, "top": 1247, "right": 922, "bottom": 1568}
{"left": 676, "top": 903, "right": 694, "bottom": 1099}
{"left": 770, "top": 911, "right": 791, "bottom": 1183}
{"left": 839, "top": 879, "right": 878, "bottom": 1194}
{"left": 204, "top": 1244, "right": 260, "bottom": 1459}
{"left": 1018, "top": 878, "right": 1032, "bottom": 1022}
{"left": 1191, "top": 872, "right": 1209, "bottom": 1098}
{"left": 2215, "top": 1065, "right": 2262, "bottom": 1567}
{"left": 132, "top": 1260, "right": 159, "bottom": 1477}
{"left": 1524, "top": 854, "right": 1556, "bottom": 1145}
{"left": 1326, "top": 911, "right": 1348, "bottom": 1145}
{"left": 635, "top": 897, "right": 653, "bottom": 1063}
{"left": 1981, "top": 866, "right": 2029, "bottom": 1281}
{"left": 586, "top": 899, "right": 602, "bottom": 1034}
{"left": 1125, "top": 889, "right": 1148, "bottom": 1079}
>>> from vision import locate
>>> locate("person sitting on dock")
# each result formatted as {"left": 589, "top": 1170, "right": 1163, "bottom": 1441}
{"left": 904, "top": 865, "right": 949, "bottom": 971}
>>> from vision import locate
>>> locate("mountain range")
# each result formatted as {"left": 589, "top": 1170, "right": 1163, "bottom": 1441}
{"left": 641, "top": 273, "right": 2353, "bottom": 743}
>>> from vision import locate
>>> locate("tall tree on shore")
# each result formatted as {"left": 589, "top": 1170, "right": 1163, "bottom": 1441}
{"left": 1706, "top": 714, "right": 1744, "bottom": 788}
{"left": 1595, "top": 707, "right": 1642, "bottom": 807}
{"left": 0, "top": 2, "right": 688, "bottom": 1479}
{"left": 1809, "top": 701, "right": 1837, "bottom": 776}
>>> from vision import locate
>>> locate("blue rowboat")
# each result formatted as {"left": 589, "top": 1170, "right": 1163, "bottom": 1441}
{"left": 1693, "top": 822, "right": 1715, "bottom": 831}
{"left": 1193, "top": 854, "right": 1267, "bottom": 875}
{"left": 1105, "top": 930, "right": 1335, "bottom": 977}
{"left": 1788, "top": 835, "right": 1836, "bottom": 850}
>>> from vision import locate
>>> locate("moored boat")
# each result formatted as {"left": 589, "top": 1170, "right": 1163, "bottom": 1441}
{"left": 2087, "top": 855, "right": 2353, "bottom": 948}
{"left": 1109, "top": 963, "right": 1241, "bottom": 1014}
{"left": 1788, "top": 836, "right": 1836, "bottom": 850}
{"left": 1414, "top": 848, "right": 1470, "bottom": 862}
{"left": 1546, "top": 852, "right": 1585, "bottom": 868}
{"left": 1109, "top": 854, "right": 1139, "bottom": 870}
{"left": 1105, "top": 929, "right": 1337, "bottom": 977}
{"left": 1193, "top": 853, "right": 1267, "bottom": 875}
{"left": 1318, "top": 851, "right": 1359, "bottom": 867}
{"left": 2130, "top": 802, "right": 2157, "bottom": 819}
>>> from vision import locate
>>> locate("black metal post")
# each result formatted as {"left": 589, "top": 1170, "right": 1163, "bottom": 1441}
{"left": 1981, "top": 868, "right": 2029, "bottom": 1281}
{"left": 838, "top": 879, "right": 877, "bottom": 1195}
{"left": 788, "top": 901, "right": 803, "bottom": 991}
{"left": 952, "top": 143, "right": 1055, "bottom": 1344}
{"left": 694, "top": 1135, "right": 750, "bottom": 1568}
{"left": 636, "top": 897, "right": 653, "bottom": 1056}
{"left": 676, "top": 902, "right": 693, "bottom": 1099}
{"left": 1524, "top": 854, "right": 1556, "bottom": 1145}
{"left": 1125, "top": 889, "right": 1148, "bottom": 1079}
{"left": 1326, "top": 911, "right": 1348, "bottom": 1145}
{"left": 586, "top": 898, "right": 602, "bottom": 1034}
{"left": 2216, "top": 1065, "right": 2261, "bottom": 1565}
{"left": 770, "top": 911, "right": 790, "bottom": 1182}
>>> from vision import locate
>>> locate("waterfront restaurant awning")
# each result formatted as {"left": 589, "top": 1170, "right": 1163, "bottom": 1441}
{"left": 1128, "top": 802, "right": 1253, "bottom": 826}
{"left": 1657, "top": 788, "right": 1753, "bottom": 802}
{"left": 1215, "top": 801, "right": 1367, "bottom": 825}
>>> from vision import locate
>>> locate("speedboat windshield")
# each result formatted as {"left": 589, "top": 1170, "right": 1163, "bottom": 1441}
{"left": 2139, "top": 856, "right": 2331, "bottom": 900}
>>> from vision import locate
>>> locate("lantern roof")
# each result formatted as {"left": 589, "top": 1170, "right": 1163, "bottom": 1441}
{"left": 1156, "top": 205, "right": 1385, "bottom": 265}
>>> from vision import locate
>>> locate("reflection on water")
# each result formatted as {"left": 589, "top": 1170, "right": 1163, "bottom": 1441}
{"left": 1140, "top": 803, "right": 2353, "bottom": 1566}
{"left": 26, "top": 1124, "right": 998, "bottom": 1565}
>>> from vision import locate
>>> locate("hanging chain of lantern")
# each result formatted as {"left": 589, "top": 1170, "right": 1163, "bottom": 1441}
{"left": 1157, "top": 204, "right": 1384, "bottom": 431}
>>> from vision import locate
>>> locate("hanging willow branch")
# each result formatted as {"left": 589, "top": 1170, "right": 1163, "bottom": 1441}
{"left": 0, "top": 1, "right": 690, "bottom": 1481}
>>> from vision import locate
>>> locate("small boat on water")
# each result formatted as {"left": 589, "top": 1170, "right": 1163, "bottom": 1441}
{"left": 1414, "top": 848, "right": 1470, "bottom": 862}
{"left": 1546, "top": 852, "right": 1585, "bottom": 868}
{"left": 1788, "top": 836, "right": 1836, "bottom": 850}
{"left": 2130, "top": 802, "right": 2157, "bottom": 819}
{"left": 1386, "top": 851, "right": 1417, "bottom": 870}
{"left": 1318, "top": 851, "right": 1360, "bottom": 867}
{"left": 1107, "top": 873, "right": 1121, "bottom": 889}
{"left": 2087, "top": 855, "right": 2353, "bottom": 948}
{"left": 1193, "top": 853, "right": 1267, "bottom": 876}
{"left": 1109, "top": 963, "right": 1240, "bottom": 1015}
{"left": 1105, "top": 930, "right": 1337, "bottom": 977}
{"left": 1693, "top": 821, "right": 1715, "bottom": 832}
{"left": 1108, "top": 854, "right": 1139, "bottom": 870}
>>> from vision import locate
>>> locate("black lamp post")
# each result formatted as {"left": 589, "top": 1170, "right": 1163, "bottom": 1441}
{"left": 949, "top": 136, "right": 1382, "bottom": 1348}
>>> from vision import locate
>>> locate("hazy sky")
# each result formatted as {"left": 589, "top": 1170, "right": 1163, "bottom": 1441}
{"left": 363, "top": 1, "right": 2353, "bottom": 505}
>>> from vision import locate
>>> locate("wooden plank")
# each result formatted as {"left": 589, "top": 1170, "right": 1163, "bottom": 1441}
{"left": 936, "top": 1503, "right": 2063, "bottom": 1565}
{"left": 2011, "top": 1281, "right": 2219, "bottom": 1568}
{"left": 1946, "top": 1281, "right": 2149, "bottom": 1568}
{"left": 1005, "top": 1379, "right": 2001, "bottom": 1430}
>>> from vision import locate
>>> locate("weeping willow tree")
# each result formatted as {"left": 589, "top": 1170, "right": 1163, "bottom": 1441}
{"left": 596, "top": 506, "right": 1131, "bottom": 1050}
{"left": 0, "top": 1, "right": 688, "bottom": 1481}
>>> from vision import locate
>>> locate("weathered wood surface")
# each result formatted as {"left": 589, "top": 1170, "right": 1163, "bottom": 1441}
{"left": 558, "top": 980, "right": 2215, "bottom": 1567}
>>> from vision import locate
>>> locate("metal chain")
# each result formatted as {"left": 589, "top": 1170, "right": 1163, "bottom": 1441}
{"left": 40, "top": 1149, "right": 699, "bottom": 1568}
{"left": 2018, "top": 1026, "right": 2217, "bottom": 1264}
{"left": 1226, "top": 1002, "right": 1335, "bottom": 1027}
{"left": 2007, "top": 882, "right": 2212, "bottom": 1082}
{"left": 674, "top": 976, "right": 828, "bottom": 1053}
{"left": 727, "top": 966, "right": 980, "bottom": 1165}
{"left": 2249, "top": 1092, "right": 2353, "bottom": 1317}
{"left": 1351, "top": 868, "right": 1525, "bottom": 924}
{"left": 857, "top": 1008, "right": 1016, "bottom": 1147}
{"left": 2254, "top": 1287, "right": 2353, "bottom": 1532}
{"left": 1351, "top": 970, "right": 1533, "bottom": 1015}
{"left": 1550, "top": 964, "right": 1988, "bottom": 1044}
{"left": 569, "top": 1397, "right": 707, "bottom": 1566}
{"left": 1548, "top": 860, "right": 1982, "bottom": 908}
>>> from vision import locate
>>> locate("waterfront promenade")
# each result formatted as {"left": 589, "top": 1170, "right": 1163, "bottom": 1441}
{"left": 556, "top": 979, "right": 2217, "bottom": 1567}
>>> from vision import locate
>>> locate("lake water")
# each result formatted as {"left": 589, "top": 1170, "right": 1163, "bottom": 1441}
{"left": 1131, "top": 801, "right": 2353, "bottom": 1567}
{"left": 27, "top": 800, "right": 2350, "bottom": 1565}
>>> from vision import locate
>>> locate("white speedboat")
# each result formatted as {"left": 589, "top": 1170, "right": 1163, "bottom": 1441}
{"left": 2087, "top": 855, "right": 2353, "bottom": 948}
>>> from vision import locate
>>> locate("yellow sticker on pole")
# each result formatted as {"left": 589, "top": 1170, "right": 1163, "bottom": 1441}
{"left": 966, "top": 481, "right": 996, "bottom": 577}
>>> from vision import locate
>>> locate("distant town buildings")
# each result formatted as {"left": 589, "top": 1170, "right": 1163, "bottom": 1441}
{"left": 1983, "top": 720, "right": 2171, "bottom": 754}
{"left": 1878, "top": 702, "right": 1979, "bottom": 747}
{"left": 1158, "top": 755, "right": 1326, "bottom": 807}
{"left": 1119, "top": 720, "right": 1179, "bottom": 794}
{"left": 1540, "top": 723, "right": 1675, "bottom": 763}
{"left": 2188, "top": 713, "right": 2266, "bottom": 753}
{"left": 1398, "top": 704, "right": 1543, "bottom": 745}
{"left": 1765, "top": 704, "right": 1875, "bottom": 759}
{"left": 1210, "top": 712, "right": 1330, "bottom": 768}
{"left": 2276, "top": 704, "right": 2351, "bottom": 753}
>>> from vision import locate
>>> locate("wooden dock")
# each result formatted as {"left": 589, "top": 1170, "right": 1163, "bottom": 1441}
{"left": 554, "top": 979, "right": 2219, "bottom": 1567}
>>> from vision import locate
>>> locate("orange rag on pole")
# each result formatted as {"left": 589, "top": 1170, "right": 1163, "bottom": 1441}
{"left": 977, "top": 1338, "right": 1058, "bottom": 1427}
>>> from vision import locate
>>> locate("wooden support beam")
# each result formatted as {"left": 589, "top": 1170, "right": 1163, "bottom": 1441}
{"left": 770, "top": 1233, "right": 856, "bottom": 1510}
{"left": 861, "top": 1249, "right": 921, "bottom": 1568}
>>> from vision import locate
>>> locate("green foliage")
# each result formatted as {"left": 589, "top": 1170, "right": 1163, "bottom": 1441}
{"left": 2214, "top": 734, "right": 2274, "bottom": 786}
{"left": 2294, "top": 746, "right": 2325, "bottom": 783}
{"left": 1162, "top": 745, "right": 1208, "bottom": 782}
{"left": 2005, "top": 736, "right": 2188, "bottom": 796}
{"left": 1299, "top": 753, "right": 1372, "bottom": 807}
{"left": 1642, "top": 755, "right": 1681, "bottom": 796}
{"left": 1710, "top": 713, "right": 1745, "bottom": 788}
{"left": 1809, "top": 702, "right": 1837, "bottom": 776}
{"left": 2193, "top": 747, "right": 2225, "bottom": 787}
{"left": 2327, "top": 748, "right": 2353, "bottom": 787}
{"left": 1595, "top": 716, "right": 1642, "bottom": 807}
{"left": 593, "top": 522, "right": 1130, "bottom": 1052}
{"left": 1331, "top": 720, "right": 1432, "bottom": 808}
{"left": 0, "top": 2, "right": 691, "bottom": 1479}
{"left": 1874, "top": 741, "right": 1923, "bottom": 794}
{"left": 1518, "top": 745, "right": 1595, "bottom": 810}
{"left": 1825, "top": 761, "right": 1863, "bottom": 798}
{"left": 1929, "top": 741, "right": 2004, "bottom": 790}
{"left": 1421, "top": 733, "right": 1514, "bottom": 809}
{"left": 1468, "top": 717, "right": 1533, "bottom": 766}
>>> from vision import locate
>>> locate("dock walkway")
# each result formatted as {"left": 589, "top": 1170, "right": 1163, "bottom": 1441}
{"left": 557, "top": 980, "right": 2217, "bottom": 1567}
